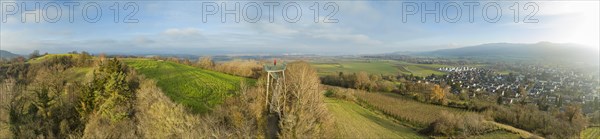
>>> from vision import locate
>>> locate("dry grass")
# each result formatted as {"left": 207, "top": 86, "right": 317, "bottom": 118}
{"left": 134, "top": 77, "right": 225, "bottom": 138}
{"left": 81, "top": 76, "right": 230, "bottom": 138}
{"left": 0, "top": 79, "right": 16, "bottom": 138}
{"left": 488, "top": 121, "right": 540, "bottom": 139}
{"left": 81, "top": 114, "right": 137, "bottom": 138}
{"left": 214, "top": 60, "right": 262, "bottom": 78}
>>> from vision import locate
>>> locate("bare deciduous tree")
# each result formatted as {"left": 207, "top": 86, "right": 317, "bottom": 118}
{"left": 197, "top": 56, "right": 215, "bottom": 70}
{"left": 278, "top": 62, "right": 332, "bottom": 138}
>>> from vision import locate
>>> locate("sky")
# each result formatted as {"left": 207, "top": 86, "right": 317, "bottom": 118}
{"left": 0, "top": 0, "right": 598, "bottom": 55}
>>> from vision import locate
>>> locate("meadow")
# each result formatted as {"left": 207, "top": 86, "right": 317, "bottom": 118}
{"left": 324, "top": 98, "right": 424, "bottom": 138}
{"left": 312, "top": 61, "right": 401, "bottom": 75}
{"left": 123, "top": 59, "right": 254, "bottom": 113}
{"left": 311, "top": 60, "right": 449, "bottom": 77}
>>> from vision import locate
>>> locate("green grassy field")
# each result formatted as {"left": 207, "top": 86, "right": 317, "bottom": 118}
{"left": 582, "top": 127, "right": 600, "bottom": 139}
{"left": 311, "top": 60, "right": 449, "bottom": 77}
{"left": 395, "top": 61, "right": 448, "bottom": 77}
{"left": 28, "top": 54, "right": 80, "bottom": 64}
{"left": 64, "top": 67, "right": 92, "bottom": 82}
{"left": 312, "top": 61, "right": 401, "bottom": 75}
{"left": 124, "top": 59, "right": 254, "bottom": 113}
{"left": 325, "top": 98, "right": 424, "bottom": 138}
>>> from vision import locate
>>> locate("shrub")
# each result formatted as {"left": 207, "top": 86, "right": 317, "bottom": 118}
{"left": 213, "top": 60, "right": 262, "bottom": 78}
{"left": 324, "top": 90, "right": 335, "bottom": 97}
{"left": 421, "top": 111, "right": 491, "bottom": 137}
{"left": 323, "top": 86, "right": 357, "bottom": 102}
{"left": 489, "top": 104, "right": 588, "bottom": 138}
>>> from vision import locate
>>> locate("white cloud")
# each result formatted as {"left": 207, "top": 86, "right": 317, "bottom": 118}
{"left": 531, "top": 1, "right": 599, "bottom": 47}
{"left": 133, "top": 36, "right": 155, "bottom": 45}
{"left": 312, "top": 33, "right": 382, "bottom": 45}
{"left": 248, "top": 20, "right": 383, "bottom": 46}
{"left": 262, "top": 23, "right": 299, "bottom": 35}
{"left": 537, "top": 1, "right": 597, "bottom": 16}
{"left": 162, "top": 28, "right": 202, "bottom": 36}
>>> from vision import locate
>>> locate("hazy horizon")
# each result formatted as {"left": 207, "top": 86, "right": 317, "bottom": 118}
{"left": 2, "top": 41, "right": 598, "bottom": 57}
{"left": 1, "top": 1, "right": 599, "bottom": 55}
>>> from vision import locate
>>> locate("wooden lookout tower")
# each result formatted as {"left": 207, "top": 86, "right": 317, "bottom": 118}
{"left": 264, "top": 59, "right": 286, "bottom": 113}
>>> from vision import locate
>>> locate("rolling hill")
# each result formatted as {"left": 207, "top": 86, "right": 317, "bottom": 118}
{"left": 418, "top": 42, "right": 599, "bottom": 63}
{"left": 0, "top": 50, "right": 19, "bottom": 59}
{"left": 123, "top": 59, "right": 255, "bottom": 113}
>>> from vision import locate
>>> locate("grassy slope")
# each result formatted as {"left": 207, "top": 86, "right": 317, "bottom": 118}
{"left": 326, "top": 97, "right": 520, "bottom": 139}
{"left": 362, "top": 92, "right": 477, "bottom": 126}
{"left": 22, "top": 54, "right": 93, "bottom": 82}
{"left": 582, "top": 127, "right": 600, "bottom": 139}
{"left": 123, "top": 59, "right": 254, "bottom": 113}
{"left": 64, "top": 67, "right": 92, "bottom": 82}
{"left": 325, "top": 98, "right": 424, "bottom": 138}
{"left": 488, "top": 121, "right": 537, "bottom": 138}
{"left": 28, "top": 54, "right": 80, "bottom": 64}
{"left": 352, "top": 91, "right": 525, "bottom": 138}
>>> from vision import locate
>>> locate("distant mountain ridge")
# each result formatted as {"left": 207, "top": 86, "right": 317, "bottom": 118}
{"left": 0, "top": 50, "right": 20, "bottom": 59}
{"left": 415, "top": 42, "right": 599, "bottom": 63}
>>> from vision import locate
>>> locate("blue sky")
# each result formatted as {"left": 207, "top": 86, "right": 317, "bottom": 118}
{"left": 1, "top": 0, "right": 598, "bottom": 55}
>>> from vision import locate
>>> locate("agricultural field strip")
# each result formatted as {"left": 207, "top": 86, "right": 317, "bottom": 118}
{"left": 354, "top": 92, "right": 531, "bottom": 138}
{"left": 325, "top": 98, "right": 424, "bottom": 138}
{"left": 311, "top": 60, "right": 449, "bottom": 77}
{"left": 488, "top": 121, "right": 535, "bottom": 138}
{"left": 355, "top": 92, "right": 474, "bottom": 126}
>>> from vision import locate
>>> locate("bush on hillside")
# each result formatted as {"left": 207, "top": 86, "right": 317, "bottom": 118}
{"left": 488, "top": 104, "right": 587, "bottom": 138}
{"left": 421, "top": 111, "right": 491, "bottom": 137}
{"left": 323, "top": 86, "right": 357, "bottom": 102}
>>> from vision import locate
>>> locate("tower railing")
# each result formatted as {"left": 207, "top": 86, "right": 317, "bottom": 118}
{"left": 264, "top": 63, "right": 286, "bottom": 114}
